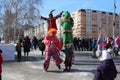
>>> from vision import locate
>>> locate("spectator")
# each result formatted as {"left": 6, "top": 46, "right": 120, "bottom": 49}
{"left": 91, "top": 38, "right": 97, "bottom": 58}
{"left": 16, "top": 41, "right": 22, "bottom": 62}
{"left": 94, "top": 45, "right": 117, "bottom": 80}
{"left": 38, "top": 38, "right": 45, "bottom": 55}
{"left": 114, "top": 36, "right": 120, "bottom": 56}
{"left": 32, "top": 36, "right": 38, "bottom": 50}
{"left": 0, "top": 37, "right": 1, "bottom": 43}
{"left": 22, "top": 36, "right": 31, "bottom": 59}
{"left": 0, "top": 49, "right": 3, "bottom": 80}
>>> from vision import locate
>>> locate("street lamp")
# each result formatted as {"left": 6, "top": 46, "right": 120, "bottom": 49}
{"left": 113, "top": 0, "right": 116, "bottom": 39}
{"left": 42, "top": 23, "right": 44, "bottom": 37}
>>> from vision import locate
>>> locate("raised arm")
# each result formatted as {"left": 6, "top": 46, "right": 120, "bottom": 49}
{"left": 40, "top": 16, "right": 48, "bottom": 21}
{"left": 54, "top": 11, "right": 63, "bottom": 19}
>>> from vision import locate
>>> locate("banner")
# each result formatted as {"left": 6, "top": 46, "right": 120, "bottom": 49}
{"left": 0, "top": 44, "right": 15, "bottom": 61}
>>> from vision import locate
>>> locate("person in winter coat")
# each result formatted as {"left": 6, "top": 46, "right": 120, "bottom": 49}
{"left": 42, "top": 28, "right": 63, "bottom": 71}
{"left": 16, "top": 41, "right": 22, "bottom": 61}
{"left": 32, "top": 36, "right": 38, "bottom": 50}
{"left": 38, "top": 38, "right": 45, "bottom": 55}
{"left": 94, "top": 45, "right": 117, "bottom": 80}
{"left": 0, "top": 49, "right": 3, "bottom": 80}
{"left": 91, "top": 38, "right": 97, "bottom": 58}
{"left": 97, "top": 34, "right": 104, "bottom": 51}
{"left": 114, "top": 36, "right": 120, "bottom": 56}
{"left": 22, "top": 36, "right": 31, "bottom": 59}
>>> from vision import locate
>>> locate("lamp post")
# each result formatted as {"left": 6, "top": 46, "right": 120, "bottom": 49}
{"left": 42, "top": 23, "right": 44, "bottom": 37}
{"left": 99, "top": 27, "right": 102, "bottom": 34}
{"left": 113, "top": 0, "right": 116, "bottom": 39}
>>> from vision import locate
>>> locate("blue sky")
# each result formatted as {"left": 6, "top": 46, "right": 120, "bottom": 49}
{"left": 40, "top": 0, "right": 120, "bottom": 17}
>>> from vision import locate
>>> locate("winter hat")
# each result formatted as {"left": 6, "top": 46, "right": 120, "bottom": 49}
{"left": 99, "top": 50, "right": 111, "bottom": 61}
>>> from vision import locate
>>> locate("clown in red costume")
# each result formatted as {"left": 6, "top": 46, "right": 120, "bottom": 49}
{"left": 42, "top": 28, "right": 63, "bottom": 71}
{"left": 40, "top": 9, "right": 63, "bottom": 31}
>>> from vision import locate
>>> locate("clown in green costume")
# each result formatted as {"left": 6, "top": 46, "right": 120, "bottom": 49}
{"left": 61, "top": 11, "right": 74, "bottom": 50}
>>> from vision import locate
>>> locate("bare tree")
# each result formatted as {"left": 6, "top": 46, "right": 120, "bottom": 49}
{"left": 0, "top": 0, "right": 43, "bottom": 43}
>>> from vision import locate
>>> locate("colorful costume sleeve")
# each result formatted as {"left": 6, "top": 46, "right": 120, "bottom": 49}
{"left": 41, "top": 16, "right": 48, "bottom": 20}
{"left": 53, "top": 37, "right": 61, "bottom": 50}
{"left": 43, "top": 34, "right": 51, "bottom": 48}
{"left": 54, "top": 13, "right": 62, "bottom": 19}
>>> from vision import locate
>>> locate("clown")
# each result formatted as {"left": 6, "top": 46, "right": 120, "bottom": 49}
{"left": 61, "top": 11, "right": 74, "bottom": 50}
{"left": 40, "top": 9, "right": 63, "bottom": 31}
{"left": 42, "top": 28, "right": 63, "bottom": 71}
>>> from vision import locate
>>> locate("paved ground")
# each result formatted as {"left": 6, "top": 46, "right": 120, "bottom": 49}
{"left": 2, "top": 50, "right": 120, "bottom": 80}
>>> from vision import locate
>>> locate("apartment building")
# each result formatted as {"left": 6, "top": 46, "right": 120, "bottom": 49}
{"left": 72, "top": 9, "right": 120, "bottom": 38}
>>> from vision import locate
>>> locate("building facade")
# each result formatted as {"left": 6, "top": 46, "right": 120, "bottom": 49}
{"left": 24, "top": 23, "right": 46, "bottom": 39}
{"left": 72, "top": 9, "right": 120, "bottom": 38}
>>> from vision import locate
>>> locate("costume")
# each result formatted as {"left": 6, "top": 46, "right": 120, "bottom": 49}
{"left": 64, "top": 43, "right": 73, "bottom": 72}
{"left": 61, "top": 11, "right": 74, "bottom": 71}
{"left": 61, "top": 11, "right": 74, "bottom": 50}
{"left": 43, "top": 29, "right": 63, "bottom": 71}
{"left": 41, "top": 10, "right": 63, "bottom": 31}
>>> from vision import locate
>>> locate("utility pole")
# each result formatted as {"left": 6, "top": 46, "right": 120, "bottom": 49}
{"left": 113, "top": 0, "right": 116, "bottom": 39}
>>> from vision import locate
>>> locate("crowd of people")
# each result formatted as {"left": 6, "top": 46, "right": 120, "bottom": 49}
{"left": 16, "top": 36, "right": 45, "bottom": 61}
{"left": 14, "top": 9, "right": 120, "bottom": 80}
{"left": 0, "top": 9, "right": 119, "bottom": 80}
{"left": 73, "top": 37, "right": 93, "bottom": 51}
{"left": 72, "top": 34, "right": 119, "bottom": 80}
{"left": 73, "top": 35, "right": 120, "bottom": 57}
{"left": 14, "top": 33, "right": 118, "bottom": 79}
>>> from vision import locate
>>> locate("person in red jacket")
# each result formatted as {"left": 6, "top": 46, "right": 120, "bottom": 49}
{"left": 0, "top": 49, "right": 3, "bottom": 80}
{"left": 40, "top": 9, "right": 63, "bottom": 31}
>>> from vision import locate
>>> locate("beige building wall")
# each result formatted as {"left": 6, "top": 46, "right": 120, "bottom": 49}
{"left": 72, "top": 9, "right": 120, "bottom": 38}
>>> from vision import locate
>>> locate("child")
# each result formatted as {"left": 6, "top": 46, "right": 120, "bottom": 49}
{"left": 0, "top": 49, "right": 3, "bottom": 80}
{"left": 94, "top": 45, "right": 117, "bottom": 80}
{"left": 64, "top": 41, "right": 74, "bottom": 72}
{"left": 16, "top": 41, "right": 22, "bottom": 62}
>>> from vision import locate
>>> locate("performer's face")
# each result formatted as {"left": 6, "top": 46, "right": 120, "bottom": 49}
{"left": 66, "top": 44, "right": 71, "bottom": 48}
{"left": 49, "top": 14, "right": 53, "bottom": 19}
{"left": 49, "top": 33, "right": 56, "bottom": 37}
